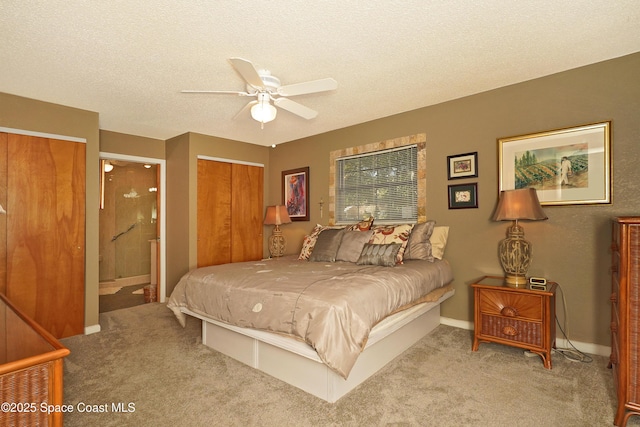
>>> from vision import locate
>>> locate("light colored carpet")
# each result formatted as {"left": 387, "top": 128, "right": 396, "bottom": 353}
{"left": 60, "top": 303, "right": 636, "bottom": 426}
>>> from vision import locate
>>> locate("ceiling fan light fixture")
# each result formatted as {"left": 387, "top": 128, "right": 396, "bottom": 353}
{"left": 250, "top": 94, "right": 277, "bottom": 123}
{"left": 182, "top": 58, "right": 335, "bottom": 124}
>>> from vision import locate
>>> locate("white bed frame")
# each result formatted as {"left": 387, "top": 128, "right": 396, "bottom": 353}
{"left": 181, "top": 288, "right": 454, "bottom": 403}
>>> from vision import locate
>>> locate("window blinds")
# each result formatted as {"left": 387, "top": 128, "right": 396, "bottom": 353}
{"left": 335, "top": 145, "right": 417, "bottom": 224}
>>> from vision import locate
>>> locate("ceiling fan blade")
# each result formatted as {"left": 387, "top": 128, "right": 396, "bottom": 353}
{"left": 233, "top": 100, "right": 257, "bottom": 120}
{"left": 181, "top": 90, "right": 252, "bottom": 96}
{"left": 273, "top": 97, "right": 318, "bottom": 120}
{"left": 277, "top": 78, "right": 337, "bottom": 97}
{"left": 229, "top": 57, "right": 265, "bottom": 90}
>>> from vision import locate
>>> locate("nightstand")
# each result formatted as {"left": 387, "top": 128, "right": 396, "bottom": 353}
{"left": 471, "top": 275, "right": 557, "bottom": 369}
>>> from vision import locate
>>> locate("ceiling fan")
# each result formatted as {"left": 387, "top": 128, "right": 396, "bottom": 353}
{"left": 182, "top": 57, "right": 337, "bottom": 127}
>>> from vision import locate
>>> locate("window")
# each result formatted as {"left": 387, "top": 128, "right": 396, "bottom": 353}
{"left": 335, "top": 145, "right": 417, "bottom": 224}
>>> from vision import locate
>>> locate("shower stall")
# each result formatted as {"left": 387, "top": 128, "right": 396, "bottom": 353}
{"left": 99, "top": 160, "right": 158, "bottom": 304}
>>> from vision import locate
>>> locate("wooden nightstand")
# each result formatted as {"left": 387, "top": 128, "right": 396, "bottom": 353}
{"left": 471, "top": 275, "right": 557, "bottom": 369}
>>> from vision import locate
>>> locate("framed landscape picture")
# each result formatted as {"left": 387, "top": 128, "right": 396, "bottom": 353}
{"left": 498, "top": 121, "right": 611, "bottom": 206}
{"left": 447, "top": 152, "right": 478, "bottom": 180}
{"left": 282, "top": 167, "right": 309, "bottom": 221}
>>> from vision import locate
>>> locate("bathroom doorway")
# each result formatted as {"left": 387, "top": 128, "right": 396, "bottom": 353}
{"left": 99, "top": 153, "right": 166, "bottom": 312}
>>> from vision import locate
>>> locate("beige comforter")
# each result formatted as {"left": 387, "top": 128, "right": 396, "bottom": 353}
{"left": 167, "top": 256, "right": 453, "bottom": 378}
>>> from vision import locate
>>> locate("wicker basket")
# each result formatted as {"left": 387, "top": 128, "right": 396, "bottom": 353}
{"left": 0, "top": 364, "right": 50, "bottom": 426}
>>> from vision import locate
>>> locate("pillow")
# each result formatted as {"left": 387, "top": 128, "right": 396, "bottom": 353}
{"left": 309, "top": 229, "right": 345, "bottom": 262}
{"left": 430, "top": 226, "right": 450, "bottom": 259}
{"left": 336, "top": 230, "right": 375, "bottom": 263}
{"left": 345, "top": 216, "right": 374, "bottom": 231}
{"left": 404, "top": 220, "right": 436, "bottom": 261}
{"left": 298, "top": 224, "right": 343, "bottom": 260}
{"left": 368, "top": 224, "right": 415, "bottom": 264}
{"left": 356, "top": 243, "right": 402, "bottom": 267}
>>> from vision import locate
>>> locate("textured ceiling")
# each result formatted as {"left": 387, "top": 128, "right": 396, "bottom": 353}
{"left": 1, "top": 1, "right": 639, "bottom": 147}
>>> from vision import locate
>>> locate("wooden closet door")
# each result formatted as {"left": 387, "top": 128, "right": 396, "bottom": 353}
{"left": 5, "top": 133, "right": 85, "bottom": 339}
{"left": 197, "top": 159, "right": 232, "bottom": 267}
{"left": 230, "top": 163, "right": 263, "bottom": 262}
{"left": 0, "top": 133, "right": 7, "bottom": 296}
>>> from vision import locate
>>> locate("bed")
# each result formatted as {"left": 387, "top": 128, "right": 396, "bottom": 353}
{"left": 167, "top": 222, "right": 453, "bottom": 402}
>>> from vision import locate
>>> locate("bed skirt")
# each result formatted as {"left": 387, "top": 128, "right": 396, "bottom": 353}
{"left": 181, "top": 288, "right": 455, "bottom": 402}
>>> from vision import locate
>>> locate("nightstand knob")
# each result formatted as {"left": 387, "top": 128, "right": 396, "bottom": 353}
{"left": 502, "top": 325, "right": 519, "bottom": 336}
{"left": 501, "top": 306, "right": 519, "bottom": 317}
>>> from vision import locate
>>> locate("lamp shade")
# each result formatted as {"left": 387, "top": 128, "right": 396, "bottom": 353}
{"left": 492, "top": 188, "right": 547, "bottom": 222}
{"left": 264, "top": 205, "right": 291, "bottom": 225}
{"left": 251, "top": 93, "right": 277, "bottom": 123}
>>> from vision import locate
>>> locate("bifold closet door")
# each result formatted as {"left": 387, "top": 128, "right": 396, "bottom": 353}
{"left": 230, "top": 162, "right": 263, "bottom": 263}
{"left": 197, "top": 159, "right": 232, "bottom": 267}
{"left": 3, "top": 133, "right": 85, "bottom": 339}
{"left": 197, "top": 159, "right": 263, "bottom": 267}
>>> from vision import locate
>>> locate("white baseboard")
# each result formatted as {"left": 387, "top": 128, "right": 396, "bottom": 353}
{"left": 439, "top": 316, "right": 611, "bottom": 358}
{"left": 556, "top": 338, "right": 610, "bottom": 358}
{"left": 85, "top": 324, "right": 101, "bottom": 335}
{"left": 440, "top": 316, "right": 473, "bottom": 330}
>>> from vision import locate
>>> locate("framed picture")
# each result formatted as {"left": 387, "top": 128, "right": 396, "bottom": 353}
{"left": 498, "top": 121, "right": 611, "bottom": 206}
{"left": 282, "top": 167, "right": 309, "bottom": 221}
{"left": 447, "top": 152, "right": 478, "bottom": 180}
{"left": 448, "top": 183, "right": 478, "bottom": 209}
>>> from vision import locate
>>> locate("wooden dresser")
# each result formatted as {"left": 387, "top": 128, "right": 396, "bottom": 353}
{"left": 0, "top": 292, "right": 70, "bottom": 426}
{"left": 610, "top": 217, "right": 640, "bottom": 426}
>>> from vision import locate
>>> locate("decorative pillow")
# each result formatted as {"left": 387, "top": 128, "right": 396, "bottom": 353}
{"left": 404, "top": 220, "right": 436, "bottom": 261}
{"left": 430, "top": 226, "right": 450, "bottom": 260}
{"left": 309, "top": 229, "right": 345, "bottom": 262}
{"left": 356, "top": 243, "right": 402, "bottom": 267}
{"left": 298, "top": 224, "right": 343, "bottom": 260}
{"left": 345, "top": 216, "right": 374, "bottom": 231}
{"left": 336, "top": 230, "right": 375, "bottom": 263}
{"left": 368, "top": 224, "right": 415, "bottom": 264}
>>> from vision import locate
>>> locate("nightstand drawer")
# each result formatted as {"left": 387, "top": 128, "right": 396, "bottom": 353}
{"left": 478, "top": 289, "right": 543, "bottom": 321}
{"left": 480, "top": 314, "right": 543, "bottom": 347}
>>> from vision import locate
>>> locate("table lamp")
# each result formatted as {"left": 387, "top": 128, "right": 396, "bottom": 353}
{"left": 264, "top": 205, "right": 291, "bottom": 257}
{"left": 492, "top": 188, "right": 548, "bottom": 287}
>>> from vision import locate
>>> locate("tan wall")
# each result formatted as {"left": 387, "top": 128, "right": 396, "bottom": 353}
{"left": 0, "top": 92, "right": 100, "bottom": 331}
{"left": 165, "top": 133, "right": 191, "bottom": 296}
{"left": 100, "top": 129, "right": 165, "bottom": 158}
{"left": 269, "top": 52, "right": 640, "bottom": 347}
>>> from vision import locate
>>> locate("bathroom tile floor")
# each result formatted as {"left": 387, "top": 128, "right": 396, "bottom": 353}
{"left": 99, "top": 283, "right": 148, "bottom": 313}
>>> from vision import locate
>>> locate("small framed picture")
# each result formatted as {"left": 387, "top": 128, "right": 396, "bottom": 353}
{"left": 448, "top": 183, "right": 478, "bottom": 209}
{"left": 282, "top": 167, "right": 309, "bottom": 221}
{"left": 447, "top": 152, "right": 478, "bottom": 180}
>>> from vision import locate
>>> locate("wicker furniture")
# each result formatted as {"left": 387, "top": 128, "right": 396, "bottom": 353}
{"left": 610, "top": 217, "right": 640, "bottom": 426}
{"left": 0, "top": 293, "right": 70, "bottom": 427}
{"left": 471, "top": 275, "right": 557, "bottom": 369}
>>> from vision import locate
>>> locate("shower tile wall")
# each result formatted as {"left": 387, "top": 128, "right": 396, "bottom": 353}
{"left": 99, "top": 163, "right": 157, "bottom": 282}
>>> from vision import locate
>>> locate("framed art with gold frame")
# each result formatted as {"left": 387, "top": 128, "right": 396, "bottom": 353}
{"left": 498, "top": 121, "right": 611, "bottom": 206}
